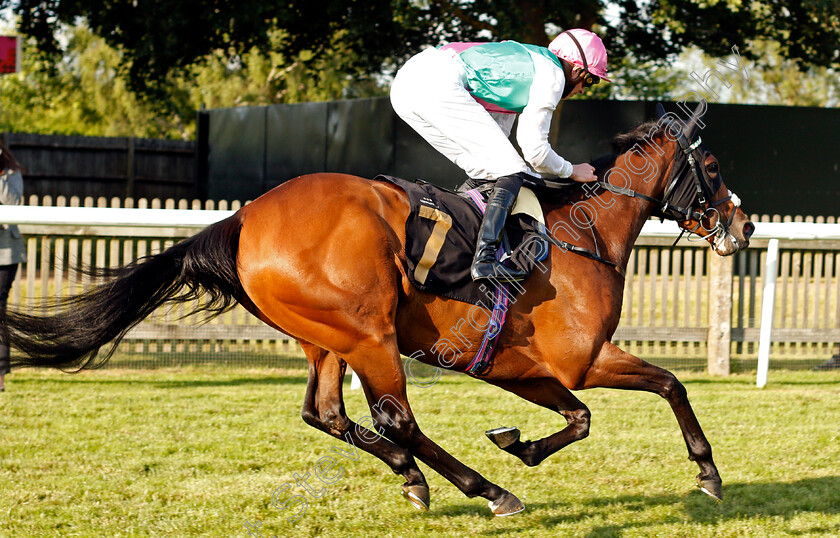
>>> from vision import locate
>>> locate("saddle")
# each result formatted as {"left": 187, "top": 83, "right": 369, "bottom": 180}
{"left": 374, "top": 175, "right": 553, "bottom": 306}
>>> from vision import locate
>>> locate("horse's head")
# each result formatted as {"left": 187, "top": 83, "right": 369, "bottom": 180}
{"left": 652, "top": 103, "right": 754, "bottom": 256}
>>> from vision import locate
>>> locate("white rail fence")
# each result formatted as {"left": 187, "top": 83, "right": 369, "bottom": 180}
{"left": 4, "top": 205, "right": 840, "bottom": 375}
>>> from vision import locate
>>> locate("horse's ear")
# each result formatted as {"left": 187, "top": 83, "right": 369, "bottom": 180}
{"left": 655, "top": 102, "right": 667, "bottom": 119}
{"left": 683, "top": 100, "right": 707, "bottom": 139}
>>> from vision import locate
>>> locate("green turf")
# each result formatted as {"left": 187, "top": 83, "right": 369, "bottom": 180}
{"left": 1, "top": 368, "right": 838, "bottom": 537}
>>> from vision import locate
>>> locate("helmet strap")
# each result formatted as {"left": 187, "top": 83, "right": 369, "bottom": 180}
{"left": 561, "top": 30, "right": 590, "bottom": 73}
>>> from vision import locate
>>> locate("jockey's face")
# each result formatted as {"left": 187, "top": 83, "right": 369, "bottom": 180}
{"left": 565, "top": 66, "right": 589, "bottom": 98}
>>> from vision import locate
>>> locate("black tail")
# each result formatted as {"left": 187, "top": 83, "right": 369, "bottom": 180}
{"left": 6, "top": 215, "right": 244, "bottom": 371}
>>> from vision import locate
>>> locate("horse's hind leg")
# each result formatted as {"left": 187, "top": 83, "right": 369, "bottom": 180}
{"left": 482, "top": 374, "right": 592, "bottom": 468}
{"left": 298, "top": 343, "right": 430, "bottom": 510}
{"left": 351, "top": 339, "right": 524, "bottom": 516}
{"left": 583, "top": 342, "right": 723, "bottom": 500}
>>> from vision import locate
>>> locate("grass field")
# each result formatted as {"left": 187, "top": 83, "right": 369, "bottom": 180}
{"left": 1, "top": 367, "right": 839, "bottom": 537}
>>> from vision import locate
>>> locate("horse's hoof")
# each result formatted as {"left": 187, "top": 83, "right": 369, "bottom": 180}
{"left": 485, "top": 426, "right": 521, "bottom": 449}
{"left": 697, "top": 476, "right": 723, "bottom": 501}
{"left": 402, "top": 484, "right": 430, "bottom": 511}
{"left": 488, "top": 490, "right": 525, "bottom": 516}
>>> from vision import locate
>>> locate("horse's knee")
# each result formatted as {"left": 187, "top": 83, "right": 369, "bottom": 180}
{"left": 566, "top": 408, "right": 591, "bottom": 441}
{"left": 660, "top": 374, "right": 687, "bottom": 401}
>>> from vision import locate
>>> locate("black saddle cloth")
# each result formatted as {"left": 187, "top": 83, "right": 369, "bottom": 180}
{"left": 374, "top": 175, "right": 549, "bottom": 305}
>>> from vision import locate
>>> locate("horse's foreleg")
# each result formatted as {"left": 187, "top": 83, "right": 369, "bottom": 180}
{"left": 584, "top": 342, "right": 723, "bottom": 500}
{"left": 299, "top": 344, "right": 429, "bottom": 508}
{"left": 482, "top": 376, "right": 591, "bottom": 467}
{"left": 351, "top": 341, "right": 524, "bottom": 516}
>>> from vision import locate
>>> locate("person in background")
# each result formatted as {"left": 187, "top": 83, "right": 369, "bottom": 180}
{"left": 390, "top": 28, "right": 610, "bottom": 282}
{"left": 0, "top": 140, "right": 26, "bottom": 392}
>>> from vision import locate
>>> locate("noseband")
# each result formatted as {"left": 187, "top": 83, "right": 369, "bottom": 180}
{"left": 596, "top": 123, "right": 740, "bottom": 247}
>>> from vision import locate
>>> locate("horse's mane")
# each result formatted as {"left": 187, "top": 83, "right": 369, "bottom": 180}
{"left": 541, "top": 120, "right": 669, "bottom": 203}
{"left": 611, "top": 120, "right": 663, "bottom": 154}
{"left": 591, "top": 121, "right": 666, "bottom": 178}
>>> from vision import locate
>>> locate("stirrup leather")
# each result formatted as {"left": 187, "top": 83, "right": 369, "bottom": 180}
{"left": 471, "top": 178, "right": 528, "bottom": 282}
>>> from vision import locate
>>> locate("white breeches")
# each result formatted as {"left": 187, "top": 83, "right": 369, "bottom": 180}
{"left": 390, "top": 47, "right": 530, "bottom": 180}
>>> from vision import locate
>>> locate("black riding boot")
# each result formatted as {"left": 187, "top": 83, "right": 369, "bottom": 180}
{"left": 470, "top": 174, "right": 528, "bottom": 282}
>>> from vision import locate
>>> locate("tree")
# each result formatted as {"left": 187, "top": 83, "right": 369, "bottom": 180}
{"left": 0, "top": 23, "right": 386, "bottom": 138}
{"left": 3, "top": 1, "right": 838, "bottom": 98}
{"left": 0, "top": 26, "right": 181, "bottom": 137}
{"left": 669, "top": 41, "right": 840, "bottom": 107}
{"left": 181, "top": 28, "right": 385, "bottom": 110}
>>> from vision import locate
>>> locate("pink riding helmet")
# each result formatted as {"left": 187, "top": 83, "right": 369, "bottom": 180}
{"left": 548, "top": 28, "right": 611, "bottom": 82}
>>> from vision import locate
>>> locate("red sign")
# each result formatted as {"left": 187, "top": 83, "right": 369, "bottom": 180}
{"left": 0, "top": 36, "right": 20, "bottom": 74}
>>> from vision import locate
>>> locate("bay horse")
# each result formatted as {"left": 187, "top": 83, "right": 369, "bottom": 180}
{"left": 7, "top": 103, "right": 753, "bottom": 516}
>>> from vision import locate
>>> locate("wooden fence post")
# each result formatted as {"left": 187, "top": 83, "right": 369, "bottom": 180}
{"left": 195, "top": 109, "right": 210, "bottom": 201}
{"left": 708, "top": 253, "right": 733, "bottom": 375}
{"left": 125, "top": 136, "right": 136, "bottom": 198}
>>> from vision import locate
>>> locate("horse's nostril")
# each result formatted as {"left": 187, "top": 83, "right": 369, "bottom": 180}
{"left": 743, "top": 222, "right": 755, "bottom": 240}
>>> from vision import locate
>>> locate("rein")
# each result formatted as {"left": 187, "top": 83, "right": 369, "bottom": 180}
{"left": 541, "top": 124, "right": 740, "bottom": 275}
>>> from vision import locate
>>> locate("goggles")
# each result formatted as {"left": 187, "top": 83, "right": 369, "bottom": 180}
{"left": 583, "top": 73, "right": 600, "bottom": 88}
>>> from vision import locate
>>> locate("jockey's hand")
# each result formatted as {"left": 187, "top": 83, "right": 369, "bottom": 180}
{"left": 570, "top": 163, "right": 597, "bottom": 182}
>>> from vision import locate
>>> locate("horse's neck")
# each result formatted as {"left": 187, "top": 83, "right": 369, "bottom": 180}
{"left": 545, "top": 142, "right": 674, "bottom": 272}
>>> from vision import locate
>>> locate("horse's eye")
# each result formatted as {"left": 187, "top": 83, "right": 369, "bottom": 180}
{"left": 707, "top": 163, "right": 719, "bottom": 174}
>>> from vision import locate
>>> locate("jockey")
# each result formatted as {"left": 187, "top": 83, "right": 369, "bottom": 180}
{"left": 390, "top": 29, "right": 610, "bottom": 282}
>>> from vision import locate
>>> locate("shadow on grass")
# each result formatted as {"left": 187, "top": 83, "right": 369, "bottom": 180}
{"left": 753, "top": 379, "right": 840, "bottom": 386}
{"left": 15, "top": 374, "right": 310, "bottom": 387}
{"left": 677, "top": 369, "right": 840, "bottom": 389}
{"left": 682, "top": 476, "right": 840, "bottom": 521}
{"left": 444, "top": 477, "right": 840, "bottom": 536}
{"left": 147, "top": 376, "right": 310, "bottom": 388}
{"left": 680, "top": 377, "right": 840, "bottom": 387}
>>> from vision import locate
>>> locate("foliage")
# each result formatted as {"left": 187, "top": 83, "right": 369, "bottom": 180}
{"left": 670, "top": 41, "right": 840, "bottom": 107}
{"left": 1, "top": 2, "right": 836, "bottom": 138}
{"left": 578, "top": 53, "right": 685, "bottom": 101}
{"left": 0, "top": 29, "right": 177, "bottom": 137}
{"left": 182, "top": 29, "right": 385, "bottom": 110}
{"left": 1, "top": 368, "right": 839, "bottom": 536}
{"left": 0, "top": 25, "right": 386, "bottom": 139}
{"left": 612, "top": 0, "right": 840, "bottom": 69}
{"left": 3, "top": 1, "right": 839, "bottom": 98}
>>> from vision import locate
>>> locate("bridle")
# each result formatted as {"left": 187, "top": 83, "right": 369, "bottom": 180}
{"left": 595, "top": 118, "right": 741, "bottom": 249}
{"left": 528, "top": 114, "right": 742, "bottom": 279}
